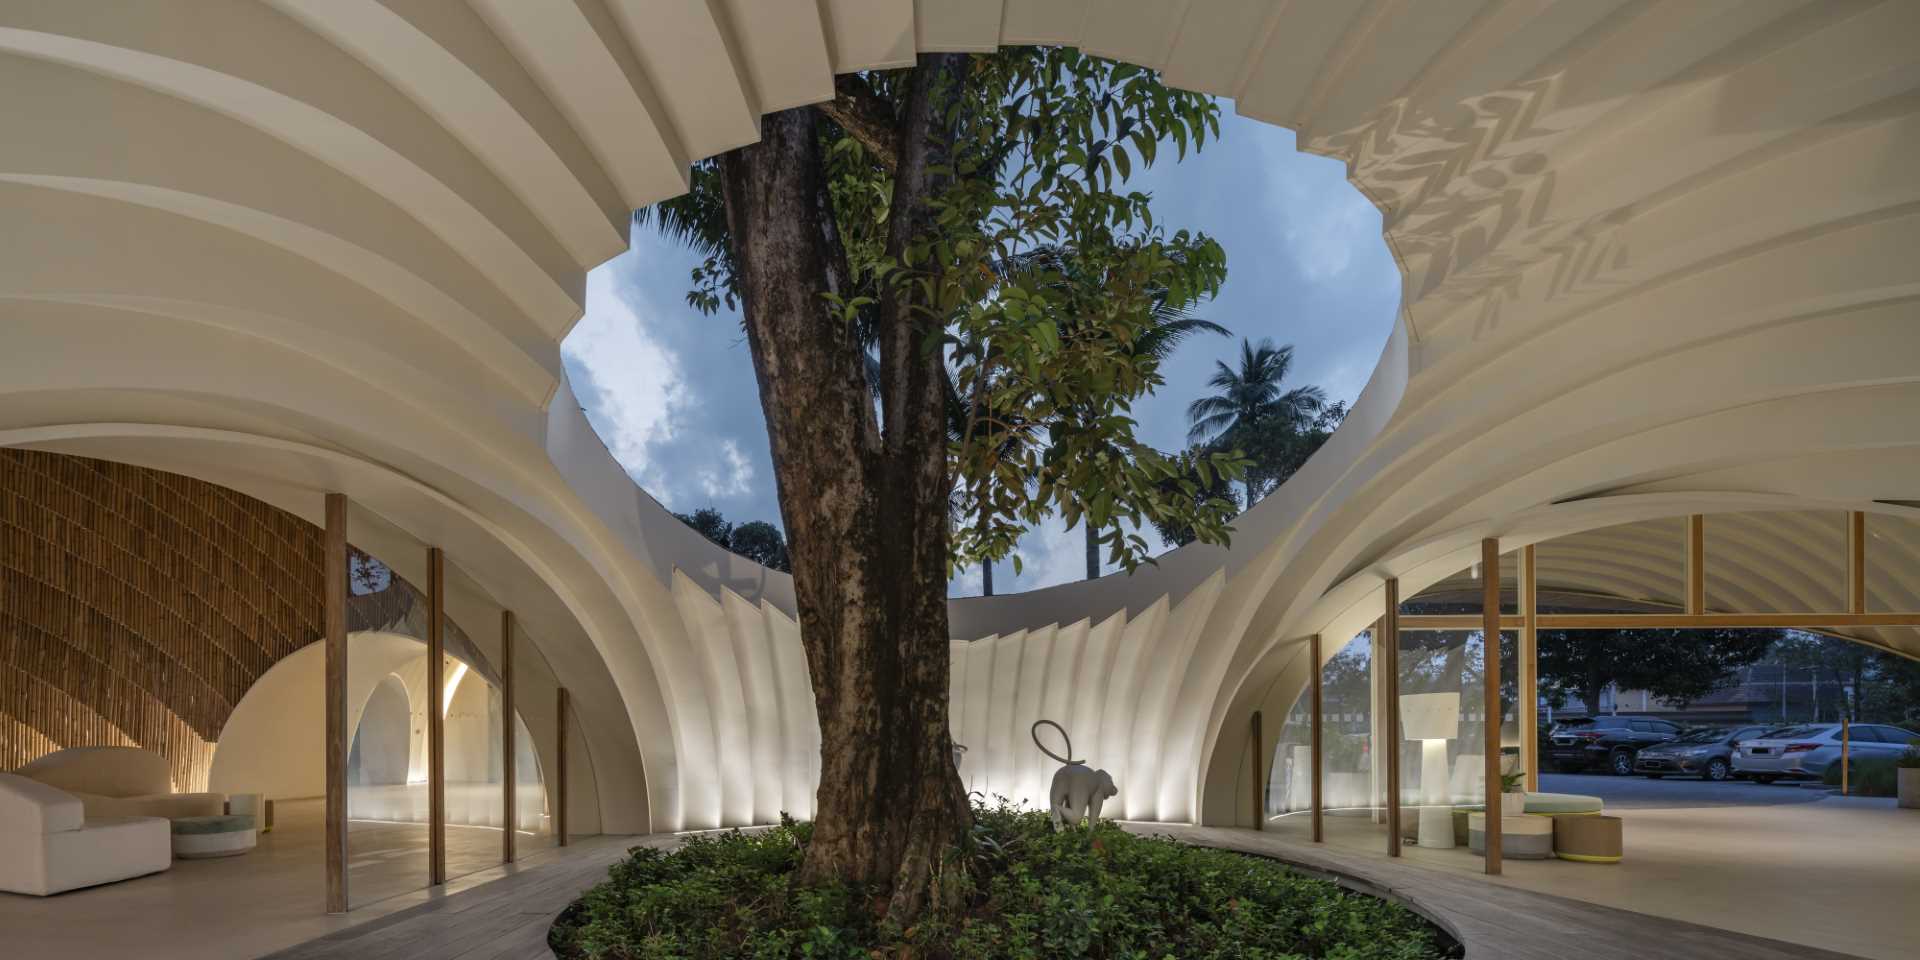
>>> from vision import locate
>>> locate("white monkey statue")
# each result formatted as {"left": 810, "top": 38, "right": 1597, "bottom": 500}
{"left": 1032, "top": 720, "right": 1118, "bottom": 831}
{"left": 1049, "top": 762, "right": 1118, "bottom": 831}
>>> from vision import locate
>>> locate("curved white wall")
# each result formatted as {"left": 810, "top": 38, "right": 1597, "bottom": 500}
{"left": 7, "top": 1, "right": 1918, "bottom": 833}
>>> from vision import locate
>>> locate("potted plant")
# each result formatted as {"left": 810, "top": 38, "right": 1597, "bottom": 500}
{"left": 1500, "top": 768, "right": 1529, "bottom": 815}
{"left": 1899, "top": 740, "right": 1920, "bottom": 810}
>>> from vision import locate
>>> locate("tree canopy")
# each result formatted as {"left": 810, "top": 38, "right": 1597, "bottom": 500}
{"left": 642, "top": 49, "right": 1249, "bottom": 584}
{"left": 672, "top": 506, "right": 792, "bottom": 573}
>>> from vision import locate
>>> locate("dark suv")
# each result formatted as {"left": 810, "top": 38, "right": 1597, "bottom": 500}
{"left": 1547, "top": 715, "right": 1683, "bottom": 775}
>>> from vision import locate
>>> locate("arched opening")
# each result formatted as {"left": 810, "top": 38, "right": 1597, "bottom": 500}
{"left": 348, "top": 675, "right": 410, "bottom": 788}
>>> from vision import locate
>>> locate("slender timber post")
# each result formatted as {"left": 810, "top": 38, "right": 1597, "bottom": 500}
{"left": 1250, "top": 710, "right": 1264, "bottom": 830}
{"left": 323, "top": 494, "right": 348, "bottom": 914}
{"left": 1521, "top": 545, "right": 1540, "bottom": 793}
{"left": 1685, "top": 515, "right": 1706, "bottom": 615}
{"left": 556, "top": 687, "right": 570, "bottom": 847}
{"left": 1848, "top": 511, "right": 1867, "bottom": 616}
{"left": 1384, "top": 578, "right": 1402, "bottom": 857}
{"left": 1842, "top": 716, "right": 1851, "bottom": 796}
{"left": 502, "top": 610, "right": 516, "bottom": 864}
{"left": 1310, "top": 633, "right": 1324, "bottom": 843}
{"left": 428, "top": 547, "right": 446, "bottom": 886}
{"left": 1482, "top": 539, "right": 1503, "bottom": 876}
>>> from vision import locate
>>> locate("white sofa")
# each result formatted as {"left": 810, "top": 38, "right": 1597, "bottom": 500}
{"left": 0, "top": 773, "right": 171, "bottom": 896}
{"left": 14, "top": 747, "right": 224, "bottom": 820}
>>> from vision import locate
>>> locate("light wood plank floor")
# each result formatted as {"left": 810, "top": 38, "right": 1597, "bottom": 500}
{"left": 263, "top": 821, "right": 1880, "bottom": 960}
{"left": 264, "top": 834, "right": 665, "bottom": 960}
{"left": 1138, "top": 823, "right": 1873, "bottom": 960}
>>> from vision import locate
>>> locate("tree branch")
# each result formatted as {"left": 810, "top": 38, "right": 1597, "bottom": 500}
{"left": 818, "top": 74, "right": 899, "bottom": 174}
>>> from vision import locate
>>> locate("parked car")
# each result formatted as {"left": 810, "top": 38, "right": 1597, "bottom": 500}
{"left": 1631, "top": 725, "right": 1773, "bottom": 781}
{"left": 1734, "top": 723, "right": 1920, "bottom": 783}
{"left": 1547, "top": 715, "right": 1683, "bottom": 775}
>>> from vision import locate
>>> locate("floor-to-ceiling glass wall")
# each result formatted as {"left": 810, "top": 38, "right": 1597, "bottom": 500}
{"left": 440, "top": 559, "right": 506, "bottom": 883}
{"left": 509, "top": 613, "right": 558, "bottom": 857}
{"left": 1265, "top": 629, "right": 1383, "bottom": 850}
{"left": 343, "top": 539, "right": 431, "bottom": 908}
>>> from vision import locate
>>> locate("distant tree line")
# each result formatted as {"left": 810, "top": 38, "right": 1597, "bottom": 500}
{"left": 672, "top": 506, "right": 790, "bottom": 573}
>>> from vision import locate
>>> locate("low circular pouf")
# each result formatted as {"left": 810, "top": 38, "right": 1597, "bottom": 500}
{"left": 1553, "top": 813, "right": 1623, "bottom": 863}
{"left": 1521, "top": 792, "right": 1603, "bottom": 817}
{"left": 170, "top": 814, "right": 257, "bottom": 859}
{"left": 1467, "top": 812, "right": 1554, "bottom": 859}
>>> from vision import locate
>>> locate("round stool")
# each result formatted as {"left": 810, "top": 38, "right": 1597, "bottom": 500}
{"left": 1553, "top": 813, "right": 1623, "bottom": 863}
{"left": 170, "top": 814, "right": 257, "bottom": 859}
{"left": 1467, "top": 812, "right": 1554, "bottom": 859}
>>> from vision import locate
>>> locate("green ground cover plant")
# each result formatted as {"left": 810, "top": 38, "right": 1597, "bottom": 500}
{"left": 551, "top": 801, "right": 1459, "bottom": 960}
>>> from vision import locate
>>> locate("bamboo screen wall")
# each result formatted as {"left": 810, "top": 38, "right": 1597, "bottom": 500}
{"left": 2, "top": 449, "right": 325, "bottom": 791}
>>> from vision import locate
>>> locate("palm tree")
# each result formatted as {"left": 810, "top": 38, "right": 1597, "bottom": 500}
{"left": 1074, "top": 292, "right": 1228, "bottom": 579}
{"left": 1186, "top": 338, "right": 1326, "bottom": 507}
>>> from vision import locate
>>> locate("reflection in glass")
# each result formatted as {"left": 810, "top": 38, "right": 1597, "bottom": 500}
{"left": 1263, "top": 631, "right": 1383, "bottom": 851}
{"left": 1386, "top": 628, "right": 1521, "bottom": 851}
{"left": 345, "top": 548, "right": 430, "bottom": 908}
{"left": 341, "top": 548, "right": 558, "bottom": 904}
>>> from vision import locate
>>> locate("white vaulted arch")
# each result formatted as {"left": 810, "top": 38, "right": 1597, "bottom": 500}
{"left": 1, "top": 1, "right": 1915, "bottom": 836}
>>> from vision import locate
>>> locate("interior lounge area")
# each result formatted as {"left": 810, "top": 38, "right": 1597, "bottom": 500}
{"left": 1230, "top": 511, "right": 1920, "bottom": 960}
{"left": 0, "top": 449, "right": 600, "bottom": 957}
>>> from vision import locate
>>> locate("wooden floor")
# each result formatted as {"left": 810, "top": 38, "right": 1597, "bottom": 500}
{"left": 264, "top": 834, "right": 664, "bottom": 960}
{"left": 263, "top": 822, "right": 1876, "bottom": 960}
{"left": 1138, "top": 824, "right": 1870, "bottom": 960}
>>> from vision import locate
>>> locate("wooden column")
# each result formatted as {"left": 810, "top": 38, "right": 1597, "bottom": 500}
{"left": 427, "top": 547, "right": 446, "bottom": 885}
{"left": 323, "top": 494, "right": 348, "bottom": 914}
{"left": 1685, "top": 514, "right": 1706, "bottom": 615}
{"left": 1310, "top": 633, "right": 1324, "bottom": 843}
{"left": 1482, "top": 539, "right": 1503, "bottom": 876}
{"left": 1848, "top": 511, "right": 1867, "bottom": 616}
{"left": 1383, "top": 578, "right": 1402, "bottom": 857}
{"left": 556, "top": 686, "right": 570, "bottom": 847}
{"left": 1521, "top": 545, "right": 1540, "bottom": 793}
{"left": 1250, "top": 710, "right": 1264, "bottom": 830}
{"left": 502, "top": 610, "right": 516, "bottom": 864}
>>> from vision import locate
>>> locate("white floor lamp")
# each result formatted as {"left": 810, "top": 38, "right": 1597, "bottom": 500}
{"left": 1399, "top": 692, "right": 1461, "bottom": 849}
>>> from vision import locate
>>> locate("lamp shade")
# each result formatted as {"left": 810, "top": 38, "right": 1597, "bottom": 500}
{"left": 1399, "top": 692, "right": 1460, "bottom": 741}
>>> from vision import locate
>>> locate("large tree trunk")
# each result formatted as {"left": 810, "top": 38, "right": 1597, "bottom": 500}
{"left": 1085, "top": 519, "right": 1099, "bottom": 580}
{"left": 716, "top": 55, "right": 970, "bottom": 920}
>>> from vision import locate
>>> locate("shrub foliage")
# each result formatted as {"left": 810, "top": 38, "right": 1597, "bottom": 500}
{"left": 551, "top": 802, "right": 1457, "bottom": 960}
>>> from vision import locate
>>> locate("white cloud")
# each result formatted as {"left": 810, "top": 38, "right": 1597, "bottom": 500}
{"left": 561, "top": 258, "right": 686, "bottom": 501}
{"left": 696, "top": 439, "right": 755, "bottom": 500}
{"left": 1259, "top": 137, "right": 1386, "bottom": 285}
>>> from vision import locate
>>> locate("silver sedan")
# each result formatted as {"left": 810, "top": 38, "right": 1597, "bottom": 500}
{"left": 1733, "top": 723, "right": 1920, "bottom": 783}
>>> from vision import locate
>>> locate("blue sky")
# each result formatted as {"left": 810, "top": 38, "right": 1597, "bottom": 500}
{"left": 561, "top": 107, "right": 1400, "bottom": 596}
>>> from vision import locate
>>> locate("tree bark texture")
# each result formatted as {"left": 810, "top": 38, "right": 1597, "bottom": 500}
{"left": 717, "top": 54, "right": 970, "bottom": 920}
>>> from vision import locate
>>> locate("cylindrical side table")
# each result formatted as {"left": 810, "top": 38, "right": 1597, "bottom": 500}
{"left": 1554, "top": 813, "right": 1623, "bottom": 863}
{"left": 1468, "top": 812, "right": 1554, "bottom": 859}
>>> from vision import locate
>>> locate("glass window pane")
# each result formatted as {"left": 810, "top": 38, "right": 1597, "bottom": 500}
{"left": 1401, "top": 552, "right": 1521, "bottom": 615}
{"left": 345, "top": 545, "right": 430, "bottom": 909}
{"left": 509, "top": 618, "right": 558, "bottom": 857}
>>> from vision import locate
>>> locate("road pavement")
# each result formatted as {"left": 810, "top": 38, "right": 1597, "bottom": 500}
{"left": 1538, "top": 770, "right": 1830, "bottom": 808}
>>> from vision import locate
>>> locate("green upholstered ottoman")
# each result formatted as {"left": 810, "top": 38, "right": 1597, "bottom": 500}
{"left": 170, "top": 814, "right": 256, "bottom": 859}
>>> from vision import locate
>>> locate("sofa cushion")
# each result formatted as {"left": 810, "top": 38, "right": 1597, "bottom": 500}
{"left": 0, "top": 772, "right": 85, "bottom": 834}
{"left": 72, "top": 791, "right": 226, "bottom": 821}
{"left": 16, "top": 746, "right": 172, "bottom": 798}
{"left": 1524, "top": 791, "right": 1604, "bottom": 815}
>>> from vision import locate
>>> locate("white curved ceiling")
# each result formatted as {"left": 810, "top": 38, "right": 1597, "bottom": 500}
{"left": 2, "top": 0, "right": 1915, "bottom": 830}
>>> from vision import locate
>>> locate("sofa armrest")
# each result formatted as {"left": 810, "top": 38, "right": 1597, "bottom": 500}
{"left": 0, "top": 773, "right": 84, "bottom": 834}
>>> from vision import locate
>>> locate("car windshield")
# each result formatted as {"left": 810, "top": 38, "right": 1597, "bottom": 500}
{"left": 1675, "top": 728, "right": 1727, "bottom": 744}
